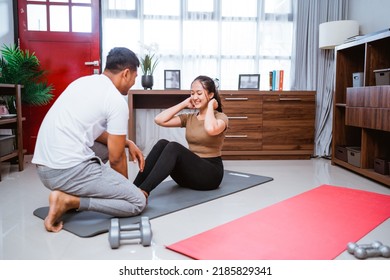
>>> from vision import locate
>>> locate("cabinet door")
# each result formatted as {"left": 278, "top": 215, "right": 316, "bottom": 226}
{"left": 221, "top": 94, "right": 262, "bottom": 151}
{"left": 346, "top": 86, "right": 390, "bottom": 131}
{"left": 223, "top": 114, "right": 262, "bottom": 151}
{"left": 262, "top": 95, "right": 315, "bottom": 151}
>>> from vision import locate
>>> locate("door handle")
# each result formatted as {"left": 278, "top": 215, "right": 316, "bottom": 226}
{"left": 85, "top": 60, "right": 99, "bottom": 66}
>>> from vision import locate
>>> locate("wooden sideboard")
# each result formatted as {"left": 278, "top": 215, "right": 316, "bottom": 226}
{"left": 128, "top": 90, "right": 316, "bottom": 160}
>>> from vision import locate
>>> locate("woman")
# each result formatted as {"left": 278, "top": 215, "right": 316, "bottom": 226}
{"left": 133, "top": 75, "right": 228, "bottom": 197}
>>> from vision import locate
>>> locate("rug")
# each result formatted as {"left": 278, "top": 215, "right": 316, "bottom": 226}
{"left": 167, "top": 185, "right": 390, "bottom": 260}
{"left": 33, "top": 170, "right": 273, "bottom": 237}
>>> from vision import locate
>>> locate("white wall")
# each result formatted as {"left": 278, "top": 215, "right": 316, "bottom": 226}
{"left": 0, "top": 0, "right": 14, "bottom": 47}
{"left": 348, "top": 0, "right": 390, "bottom": 35}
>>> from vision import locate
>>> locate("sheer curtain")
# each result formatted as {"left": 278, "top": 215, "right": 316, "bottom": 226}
{"left": 101, "top": 0, "right": 293, "bottom": 154}
{"left": 291, "top": 0, "right": 349, "bottom": 157}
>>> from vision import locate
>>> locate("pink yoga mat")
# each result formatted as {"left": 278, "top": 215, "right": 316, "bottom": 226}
{"left": 167, "top": 185, "right": 390, "bottom": 260}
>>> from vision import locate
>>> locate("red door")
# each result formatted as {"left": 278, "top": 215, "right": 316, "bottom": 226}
{"left": 17, "top": 0, "right": 101, "bottom": 154}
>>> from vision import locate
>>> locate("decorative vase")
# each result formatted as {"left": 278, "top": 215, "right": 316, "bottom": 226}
{"left": 141, "top": 75, "right": 154, "bottom": 90}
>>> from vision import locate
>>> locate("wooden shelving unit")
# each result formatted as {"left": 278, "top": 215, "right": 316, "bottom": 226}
{"left": 0, "top": 84, "right": 25, "bottom": 181}
{"left": 332, "top": 31, "right": 390, "bottom": 186}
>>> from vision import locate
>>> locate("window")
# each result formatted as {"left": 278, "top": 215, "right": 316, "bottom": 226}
{"left": 103, "top": 0, "right": 293, "bottom": 90}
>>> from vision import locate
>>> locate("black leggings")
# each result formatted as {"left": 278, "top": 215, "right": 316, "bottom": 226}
{"left": 133, "top": 139, "right": 224, "bottom": 195}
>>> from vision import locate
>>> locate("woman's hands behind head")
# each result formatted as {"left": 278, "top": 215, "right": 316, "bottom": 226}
{"left": 184, "top": 96, "right": 196, "bottom": 109}
{"left": 208, "top": 98, "right": 218, "bottom": 110}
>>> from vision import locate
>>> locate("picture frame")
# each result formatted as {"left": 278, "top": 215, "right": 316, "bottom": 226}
{"left": 164, "top": 70, "right": 181, "bottom": 90}
{"left": 238, "top": 74, "right": 260, "bottom": 90}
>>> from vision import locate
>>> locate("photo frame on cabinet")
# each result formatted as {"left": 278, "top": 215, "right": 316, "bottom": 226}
{"left": 164, "top": 70, "right": 181, "bottom": 90}
{"left": 238, "top": 74, "right": 260, "bottom": 90}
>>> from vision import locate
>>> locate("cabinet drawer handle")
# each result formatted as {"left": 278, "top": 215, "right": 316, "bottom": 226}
{"left": 224, "top": 97, "right": 249, "bottom": 101}
{"left": 225, "top": 134, "right": 248, "bottom": 138}
{"left": 228, "top": 116, "right": 248, "bottom": 120}
{"left": 279, "top": 98, "right": 302, "bottom": 101}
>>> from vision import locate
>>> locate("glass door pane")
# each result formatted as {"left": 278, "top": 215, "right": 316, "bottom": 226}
{"left": 50, "top": 5, "right": 70, "bottom": 31}
{"left": 72, "top": 6, "right": 92, "bottom": 32}
{"left": 27, "top": 4, "right": 47, "bottom": 31}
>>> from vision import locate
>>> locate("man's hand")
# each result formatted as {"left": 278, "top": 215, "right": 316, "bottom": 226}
{"left": 127, "top": 139, "right": 145, "bottom": 172}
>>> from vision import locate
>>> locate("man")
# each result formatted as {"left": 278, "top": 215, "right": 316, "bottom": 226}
{"left": 32, "top": 47, "right": 147, "bottom": 232}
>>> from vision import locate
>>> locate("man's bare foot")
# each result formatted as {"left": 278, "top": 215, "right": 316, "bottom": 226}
{"left": 44, "top": 190, "right": 80, "bottom": 233}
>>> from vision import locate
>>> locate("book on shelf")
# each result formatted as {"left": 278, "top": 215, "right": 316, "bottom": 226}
{"left": 0, "top": 129, "right": 13, "bottom": 136}
{"left": 279, "top": 70, "right": 284, "bottom": 91}
{"left": 269, "top": 70, "right": 284, "bottom": 91}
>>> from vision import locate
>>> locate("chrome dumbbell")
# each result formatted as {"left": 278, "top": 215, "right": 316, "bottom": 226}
{"left": 347, "top": 241, "right": 390, "bottom": 259}
{"left": 108, "top": 216, "right": 152, "bottom": 249}
{"left": 347, "top": 241, "right": 383, "bottom": 254}
{"left": 354, "top": 245, "right": 390, "bottom": 259}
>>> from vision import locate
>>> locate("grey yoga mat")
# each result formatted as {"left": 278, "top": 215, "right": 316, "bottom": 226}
{"left": 33, "top": 170, "right": 273, "bottom": 237}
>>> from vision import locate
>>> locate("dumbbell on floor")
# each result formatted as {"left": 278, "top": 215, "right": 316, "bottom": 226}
{"left": 354, "top": 245, "right": 390, "bottom": 259}
{"left": 347, "top": 241, "right": 382, "bottom": 254}
{"left": 347, "top": 241, "right": 390, "bottom": 259}
{"left": 109, "top": 216, "right": 152, "bottom": 249}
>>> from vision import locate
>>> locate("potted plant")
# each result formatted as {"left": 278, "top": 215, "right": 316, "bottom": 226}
{"left": 139, "top": 42, "right": 159, "bottom": 90}
{"left": 0, "top": 44, "right": 53, "bottom": 112}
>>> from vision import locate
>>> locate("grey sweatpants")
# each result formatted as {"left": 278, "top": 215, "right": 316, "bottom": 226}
{"left": 36, "top": 142, "right": 146, "bottom": 217}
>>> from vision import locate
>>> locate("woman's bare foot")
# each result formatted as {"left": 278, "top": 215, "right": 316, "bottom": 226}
{"left": 44, "top": 190, "right": 80, "bottom": 233}
{"left": 140, "top": 189, "right": 149, "bottom": 205}
{"left": 141, "top": 189, "right": 149, "bottom": 199}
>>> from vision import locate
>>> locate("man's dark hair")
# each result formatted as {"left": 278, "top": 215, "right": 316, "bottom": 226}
{"left": 105, "top": 47, "right": 140, "bottom": 73}
{"left": 192, "top": 75, "right": 223, "bottom": 112}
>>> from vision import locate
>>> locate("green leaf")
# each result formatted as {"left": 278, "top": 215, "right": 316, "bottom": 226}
{"left": 140, "top": 53, "right": 158, "bottom": 75}
{"left": 0, "top": 44, "right": 53, "bottom": 105}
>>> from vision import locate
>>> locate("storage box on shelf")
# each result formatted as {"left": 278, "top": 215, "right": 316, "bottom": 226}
{"left": 332, "top": 30, "right": 390, "bottom": 186}
{"left": 0, "top": 84, "right": 25, "bottom": 181}
{"left": 346, "top": 146, "right": 361, "bottom": 167}
{"left": 374, "top": 68, "right": 390, "bottom": 85}
{"left": 0, "top": 135, "right": 16, "bottom": 157}
{"left": 335, "top": 145, "right": 348, "bottom": 162}
{"left": 374, "top": 158, "right": 389, "bottom": 175}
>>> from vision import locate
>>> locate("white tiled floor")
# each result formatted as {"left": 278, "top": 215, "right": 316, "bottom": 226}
{"left": 0, "top": 155, "right": 389, "bottom": 260}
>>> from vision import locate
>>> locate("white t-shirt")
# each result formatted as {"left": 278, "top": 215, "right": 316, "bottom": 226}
{"left": 32, "top": 74, "right": 129, "bottom": 169}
